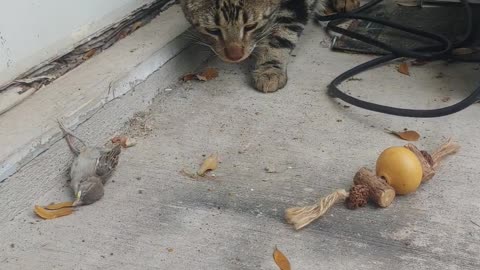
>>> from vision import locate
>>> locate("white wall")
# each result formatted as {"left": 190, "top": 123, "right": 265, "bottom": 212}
{"left": 0, "top": 0, "right": 155, "bottom": 86}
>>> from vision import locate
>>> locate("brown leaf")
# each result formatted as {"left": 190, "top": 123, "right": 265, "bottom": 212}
{"left": 181, "top": 68, "right": 219, "bottom": 82}
{"left": 396, "top": 0, "right": 419, "bottom": 7}
{"left": 112, "top": 136, "right": 127, "bottom": 147}
{"left": 181, "top": 73, "right": 196, "bottom": 82}
{"left": 83, "top": 49, "right": 97, "bottom": 60}
{"left": 452, "top": 48, "right": 475, "bottom": 56}
{"left": 196, "top": 68, "right": 219, "bottom": 81}
{"left": 117, "top": 31, "right": 128, "bottom": 41}
{"left": 411, "top": 59, "right": 429, "bottom": 66}
{"left": 34, "top": 205, "right": 73, "bottom": 220}
{"left": 273, "top": 247, "right": 291, "bottom": 270}
{"left": 397, "top": 62, "right": 410, "bottom": 76}
{"left": 111, "top": 136, "right": 136, "bottom": 148}
{"left": 389, "top": 130, "right": 420, "bottom": 141}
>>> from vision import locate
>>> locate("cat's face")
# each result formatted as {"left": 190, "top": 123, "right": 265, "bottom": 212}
{"left": 181, "top": 0, "right": 280, "bottom": 63}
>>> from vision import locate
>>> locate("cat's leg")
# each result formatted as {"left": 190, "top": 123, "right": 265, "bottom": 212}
{"left": 253, "top": 43, "right": 291, "bottom": 93}
{"left": 252, "top": 22, "right": 305, "bottom": 93}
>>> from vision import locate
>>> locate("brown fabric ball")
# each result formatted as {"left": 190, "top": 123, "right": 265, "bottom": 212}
{"left": 346, "top": 184, "right": 369, "bottom": 209}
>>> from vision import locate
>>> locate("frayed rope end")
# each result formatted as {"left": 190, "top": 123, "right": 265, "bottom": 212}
{"left": 285, "top": 189, "right": 349, "bottom": 230}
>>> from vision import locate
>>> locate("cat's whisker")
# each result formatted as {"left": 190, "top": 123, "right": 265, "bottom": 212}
{"left": 195, "top": 42, "right": 222, "bottom": 58}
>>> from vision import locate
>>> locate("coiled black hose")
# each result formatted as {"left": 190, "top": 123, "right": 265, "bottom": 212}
{"left": 316, "top": 0, "right": 479, "bottom": 117}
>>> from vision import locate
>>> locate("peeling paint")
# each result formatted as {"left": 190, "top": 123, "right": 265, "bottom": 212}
{"left": 0, "top": 0, "right": 156, "bottom": 86}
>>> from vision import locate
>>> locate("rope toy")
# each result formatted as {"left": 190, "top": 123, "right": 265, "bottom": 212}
{"left": 285, "top": 138, "right": 460, "bottom": 230}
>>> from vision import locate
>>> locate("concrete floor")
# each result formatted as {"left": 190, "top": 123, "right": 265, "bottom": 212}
{"left": 1, "top": 24, "right": 480, "bottom": 269}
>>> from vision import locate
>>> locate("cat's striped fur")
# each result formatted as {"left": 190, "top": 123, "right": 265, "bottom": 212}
{"left": 180, "top": 0, "right": 359, "bottom": 93}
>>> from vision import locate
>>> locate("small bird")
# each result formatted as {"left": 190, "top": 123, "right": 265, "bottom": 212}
{"left": 58, "top": 121, "right": 121, "bottom": 206}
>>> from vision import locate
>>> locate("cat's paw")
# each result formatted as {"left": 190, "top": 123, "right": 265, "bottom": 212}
{"left": 332, "top": 0, "right": 360, "bottom": 12}
{"left": 253, "top": 68, "right": 288, "bottom": 93}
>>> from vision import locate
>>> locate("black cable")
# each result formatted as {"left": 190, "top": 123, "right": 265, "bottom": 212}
{"left": 316, "top": 0, "right": 479, "bottom": 117}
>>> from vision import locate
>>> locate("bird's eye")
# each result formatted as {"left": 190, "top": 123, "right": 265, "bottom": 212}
{"left": 244, "top": 23, "right": 258, "bottom": 32}
{"left": 205, "top": 28, "right": 221, "bottom": 36}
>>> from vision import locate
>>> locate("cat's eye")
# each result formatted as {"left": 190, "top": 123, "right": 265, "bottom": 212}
{"left": 205, "top": 28, "right": 221, "bottom": 36}
{"left": 244, "top": 23, "right": 258, "bottom": 32}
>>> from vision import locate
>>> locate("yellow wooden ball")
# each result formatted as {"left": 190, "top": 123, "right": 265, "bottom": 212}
{"left": 376, "top": 147, "right": 423, "bottom": 195}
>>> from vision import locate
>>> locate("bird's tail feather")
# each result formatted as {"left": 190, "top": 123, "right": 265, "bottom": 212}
{"left": 57, "top": 119, "right": 87, "bottom": 155}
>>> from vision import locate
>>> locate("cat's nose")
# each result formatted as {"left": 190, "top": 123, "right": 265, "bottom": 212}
{"left": 225, "top": 44, "right": 245, "bottom": 61}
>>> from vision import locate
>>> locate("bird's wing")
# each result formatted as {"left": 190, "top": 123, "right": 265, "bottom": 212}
{"left": 95, "top": 144, "right": 122, "bottom": 182}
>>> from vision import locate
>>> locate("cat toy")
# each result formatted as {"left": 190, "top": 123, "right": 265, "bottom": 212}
{"left": 285, "top": 138, "right": 460, "bottom": 230}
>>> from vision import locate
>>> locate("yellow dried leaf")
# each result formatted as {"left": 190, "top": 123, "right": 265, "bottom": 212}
{"left": 273, "top": 247, "right": 291, "bottom": 270}
{"left": 197, "top": 153, "right": 219, "bottom": 176}
{"left": 390, "top": 130, "right": 420, "bottom": 141}
{"left": 34, "top": 205, "right": 73, "bottom": 220}
{"left": 45, "top": 201, "right": 74, "bottom": 210}
{"left": 132, "top": 21, "right": 144, "bottom": 31}
{"left": 397, "top": 62, "right": 410, "bottom": 76}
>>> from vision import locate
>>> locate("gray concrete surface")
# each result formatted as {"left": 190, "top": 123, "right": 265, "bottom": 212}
{"left": 1, "top": 24, "right": 480, "bottom": 270}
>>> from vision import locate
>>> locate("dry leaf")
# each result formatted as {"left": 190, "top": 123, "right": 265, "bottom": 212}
{"left": 45, "top": 201, "right": 74, "bottom": 210}
{"left": 180, "top": 169, "right": 217, "bottom": 181}
{"left": 117, "top": 31, "right": 128, "bottom": 41}
{"left": 389, "top": 130, "right": 420, "bottom": 141}
{"left": 273, "top": 247, "right": 291, "bottom": 270}
{"left": 441, "top": 96, "right": 451, "bottom": 102}
{"left": 180, "top": 169, "right": 199, "bottom": 180}
{"left": 132, "top": 21, "right": 144, "bottom": 31}
{"left": 396, "top": 0, "right": 419, "bottom": 7}
{"left": 111, "top": 136, "right": 136, "bottom": 148}
{"left": 181, "top": 73, "right": 196, "bottom": 82}
{"left": 181, "top": 68, "right": 219, "bottom": 82}
{"left": 452, "top": 48, "right": 475, "bottom": 56}
{"left": 124, "top": 138, "right": 137, "bottom": 147}
{"left": 397, "top": 62, "right": 410, "bottom": 76}
{"left": 411, "top": 59, "right": 429, "bottom": 66}
{"left": 34, "top": 205, "right": 73, "bottom": 220}
{"left": 196, "top": 68, "right": 219, "bottom": 81}
{"left": 83, "top": 49, "right": 97, "bottom": 60}
{"left": 198, "top": 154, "right": 219, "bottom": 176}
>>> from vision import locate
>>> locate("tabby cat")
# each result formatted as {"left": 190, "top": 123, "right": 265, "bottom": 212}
{"left": 180, "top": 0, "right": 359, "bottom": 93}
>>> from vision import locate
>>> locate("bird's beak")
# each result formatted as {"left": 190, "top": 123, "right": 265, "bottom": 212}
{"left": 72, "top": 199, "right": 82, "bottom": 207}
{"left": 73, "top": 191, "right": 82, "bottom": 207}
